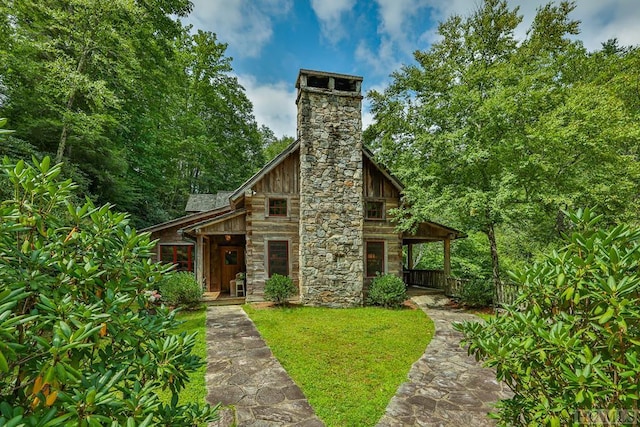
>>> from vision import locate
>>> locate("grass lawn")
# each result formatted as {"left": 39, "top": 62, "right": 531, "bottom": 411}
{"left": 476, "top": 312, "right": 494, "bottom": 322}
{"left": 244, "top": 304, "right": 434, "bottom": 426}
{"left": 158, "top": 307, "right": 208, "bottom": 406}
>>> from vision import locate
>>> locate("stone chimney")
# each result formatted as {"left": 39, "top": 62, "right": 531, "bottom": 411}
{"left": 296, "top": 69, "right": 364, "bottom": 307}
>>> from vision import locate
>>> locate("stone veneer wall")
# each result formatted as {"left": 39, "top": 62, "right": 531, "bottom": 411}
{"left": 297, "top": 79, "right": 364, "bottom": 307}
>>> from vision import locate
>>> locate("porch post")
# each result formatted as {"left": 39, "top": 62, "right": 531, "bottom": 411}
{"left": 407, "top": 243, "right": 414, "bottom": 270}
{"left": 196, "top": 234, "right": 204, "bottom": 290}
{"left": 443, "top": 237, "right": 451, "bottom": 279}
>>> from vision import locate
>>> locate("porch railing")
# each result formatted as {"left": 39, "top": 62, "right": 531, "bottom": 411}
{"left": 404, "top": 269, "right": 467, "bottom": 298}
{"left": 495, "top": 280, "right": 520, "bottom": 307}
{"left": 404, "top": 269, "right": 446, "bottom": 289}
{"left": 405, "top": 269, "right": 521, "bottom": 306}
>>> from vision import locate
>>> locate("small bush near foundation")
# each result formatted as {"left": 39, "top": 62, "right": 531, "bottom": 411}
{"left": 264, "top": 274, "right": 297, "bottom": 305}
{"left": 159, "top": 271, "right": 202, "bottom": 309}
{"left": 458, "top": 277, "right": 493, "bottom": 307}
{"left": 367, "top": 274, "right": 407, "bottom": 308}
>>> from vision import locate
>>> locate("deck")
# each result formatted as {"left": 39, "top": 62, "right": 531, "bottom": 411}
{"left": 404, "top": 269, "right": 465, "bottom": 297}
{"left": 202, "top": 292, "right": 245, "bottom": 306}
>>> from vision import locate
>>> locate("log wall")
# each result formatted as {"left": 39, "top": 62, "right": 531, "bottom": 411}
{"left": 245, "top": 151, "right": 301, "bottom": 302}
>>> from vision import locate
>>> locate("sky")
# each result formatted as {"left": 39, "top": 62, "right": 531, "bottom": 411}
{"left": 183, "top": 0, "right": 640, "bottom": 139}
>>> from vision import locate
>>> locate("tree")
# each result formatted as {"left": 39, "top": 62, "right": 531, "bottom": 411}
{"left": 365, "top": 0, "right": 640, "bottom": 291}
{"left": 0, "top": 0, "right": 192, "bottom": 218}
{"left": 152, "top": 30, "right": 265, "bottom": 218}
{"left": 0, "top": 157, "right": 218, "bottom": 425}
{"left": 1, "top": 2, "right": 267, "bottom": 227}
{"left": 455, "top": 209, "right": 640, "bottom": 425}
{"left": 260, "top": 125, "right": 295, "bottom": 162}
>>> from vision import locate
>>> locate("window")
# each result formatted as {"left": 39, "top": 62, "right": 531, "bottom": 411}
{"left": 268, "top": 198, "right": 287, "bottom": 217}
{"left": 365, "top": 201, "right": 384, "bottom": 220}
{"left": 268, "top": 241, "right": 289, "bottom": 277}
{"left": 366, "top": 241, "right": 385, "bottom": 277}
{"left": 224, "top": 249, "right": 238, "bottom": 265}
{"left": 160, "top": 244, "right": 193, "bottom": 272}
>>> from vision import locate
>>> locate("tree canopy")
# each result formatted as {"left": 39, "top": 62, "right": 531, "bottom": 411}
{"left": 0, "top": 0, "right": 267, "bottom": 227}
{"left": 365, "top": 0, "right": 640, "bottom": 289}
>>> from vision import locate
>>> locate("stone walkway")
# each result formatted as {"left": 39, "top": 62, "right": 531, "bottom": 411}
{"left": 205, "top": 296, "right": 511, "bottom": 426}
{"left": 205, "top": 306, "right": 323, "bottom": 426}
{"left": 377, "top": 294, "right": 513, "bottom": 426}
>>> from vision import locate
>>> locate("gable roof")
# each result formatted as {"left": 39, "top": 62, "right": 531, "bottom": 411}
{"left": 140, "top": 205, "right": 231, "bottom": 234}
{"left": 185, "top": 191, "right": 233, "bottom": 212}
{"left": 229, "top": 139, "right": 404, "bottom": 203}
{"left": 181, "top": 208, "right": 247, "bottom": 235}
{"left": 230, "top": 139, "right": 300, "bottom": 203}
{"left": 362, "top": 146, "right": 404, "bottom": 193}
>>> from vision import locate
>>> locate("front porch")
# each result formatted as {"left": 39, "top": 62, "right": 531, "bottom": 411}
{"left": 403, "top": 269, "right": 466, "bottom": 297}
{"left": 403, "top": 221, "right": 467, "bottom": 297}
{"left": 202, "top": 292, "right": 245, "bottom": 306}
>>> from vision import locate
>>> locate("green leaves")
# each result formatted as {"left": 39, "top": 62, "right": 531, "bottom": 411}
{"left": 0, "top": 158, "right": 218, "bottom": 424}
{"left": 457, "top": 211, "right": 640, "bottom": 425}
{"left": 1, "top": 1, "right": 265, "bottom": 227}
{"left": 366, "top": 0, "right": 640, "bottom": 295}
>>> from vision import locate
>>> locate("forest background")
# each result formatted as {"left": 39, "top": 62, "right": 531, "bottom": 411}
{"left": 1, "top": 0, "right": 639, "bottom": 292}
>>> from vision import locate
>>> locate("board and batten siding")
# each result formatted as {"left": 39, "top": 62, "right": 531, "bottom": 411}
{"left": 245, "top": 150, "right": 301, "bottom": 302}
{"left": 362, "top": 156, "right": 403, "bottom": 292}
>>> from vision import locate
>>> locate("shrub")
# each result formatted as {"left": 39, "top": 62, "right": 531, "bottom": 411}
{"left": 158, "top": 271, "right": 203, "bottom": 309}
{"left": 455, "top": 209, "right": 640, "bottom": 426}
{"left": 367, "top": 274, "right": 407, "bottom": 308}
{"left": 0, "top": 157, "right": 218, "bottom": 426}
{"left": 458, "top": 276, "right": 493, "bottom": 308}
{"left": 264, "top": 274, "right": 297, "bottom": 305}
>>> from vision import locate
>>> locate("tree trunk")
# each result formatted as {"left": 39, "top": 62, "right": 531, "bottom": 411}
{"left": 486, "top": 222, "right": 502, "bottom": 292}
{"left": 55, "top": 49, "right": 88, "bottom": 163}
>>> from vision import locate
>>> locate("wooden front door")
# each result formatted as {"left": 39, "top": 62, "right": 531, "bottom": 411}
{"left": 220, "top": 246, "right": 244, "bottom": 293}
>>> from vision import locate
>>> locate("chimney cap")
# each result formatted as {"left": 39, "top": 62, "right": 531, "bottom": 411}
{"left": 296, "top": 69, "right": 363, "bottom": 94}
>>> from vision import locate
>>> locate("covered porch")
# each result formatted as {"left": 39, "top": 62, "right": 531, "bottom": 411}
{"left": 402, "top": 221, "right": 466, "bottom": 296}
{"left": 182, "top": 209, "right": 248, "bottom": 301}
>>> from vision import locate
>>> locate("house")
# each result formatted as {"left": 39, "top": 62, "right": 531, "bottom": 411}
{"left": 143, "top": 69, "right": 465, "bottom": 307}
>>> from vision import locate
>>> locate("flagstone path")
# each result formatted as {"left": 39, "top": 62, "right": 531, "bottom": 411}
{"left": 205, "top": 306, "right": 323, "bottom": 426}
{"left": 205, "top": 293, "right": 512, "bottom": 426}
{"left": 376, "top": 294, "right": 513, "bottom": 426}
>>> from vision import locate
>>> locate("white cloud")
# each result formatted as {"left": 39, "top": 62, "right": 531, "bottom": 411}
{"left": 310, "top": 0, "right": 356, "bottom": 43}
{"left": 362, "top": 81, "right": 389, "bottom": 131}
{"left": 375, "top": 0, "right": 428, "bottom": 43}
{"left": 415, "top": 0, "right": 640, "bottom": 51}
{"left": 237, "top": 74, "right": 298, "bottom": 138}
{"left": 566, "top": 0, "right": 640, "bottom": 50}
{"left": 355, "top": 37, "right": 401, "bottom": 76}
{"left": 187, "top": 0, "right": 292, "bottom": 57}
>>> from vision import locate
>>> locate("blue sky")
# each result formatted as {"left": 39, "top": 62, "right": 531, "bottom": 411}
{"left": 184, "top": 0, "right": 640, "bottom": 138}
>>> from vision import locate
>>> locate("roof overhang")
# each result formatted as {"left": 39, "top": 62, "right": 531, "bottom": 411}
{"left": 362, "top": 146, "right": 404, "bottom": 193}
{"left": 181, "top": 209, "right": 247, "bottom": 235}
{"left": 402, "top": 220, "right": 467, "bottom": 243}
{"left": 140, "top": 205, "right": 231, "bottom": 234}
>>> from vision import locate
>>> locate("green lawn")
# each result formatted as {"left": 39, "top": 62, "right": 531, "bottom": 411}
{"left": 244, "top": 305, "right": 434, "bottom": 426}
{"left": 475, "top": 312, "right": 495, "bottom": 322}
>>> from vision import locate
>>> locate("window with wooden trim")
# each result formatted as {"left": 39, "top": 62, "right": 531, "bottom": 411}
{"left": 268, "top": 198, "right": 287, "bottom": 217}
{"left": 365, "top": 241, "right": 385, "bottom": 277}
{"left": 365, "top": 200, "right": 384, "bottom": 220}
{"left": 160, "top": 244, "right": 194, "bottom": 272}
{"left": 268, "top": 240, "right": 289, "bottom": 277}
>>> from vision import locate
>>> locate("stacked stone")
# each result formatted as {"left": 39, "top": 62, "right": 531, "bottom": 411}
{"left": 297, "top": 71, "right": 364, "bottom": 307}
